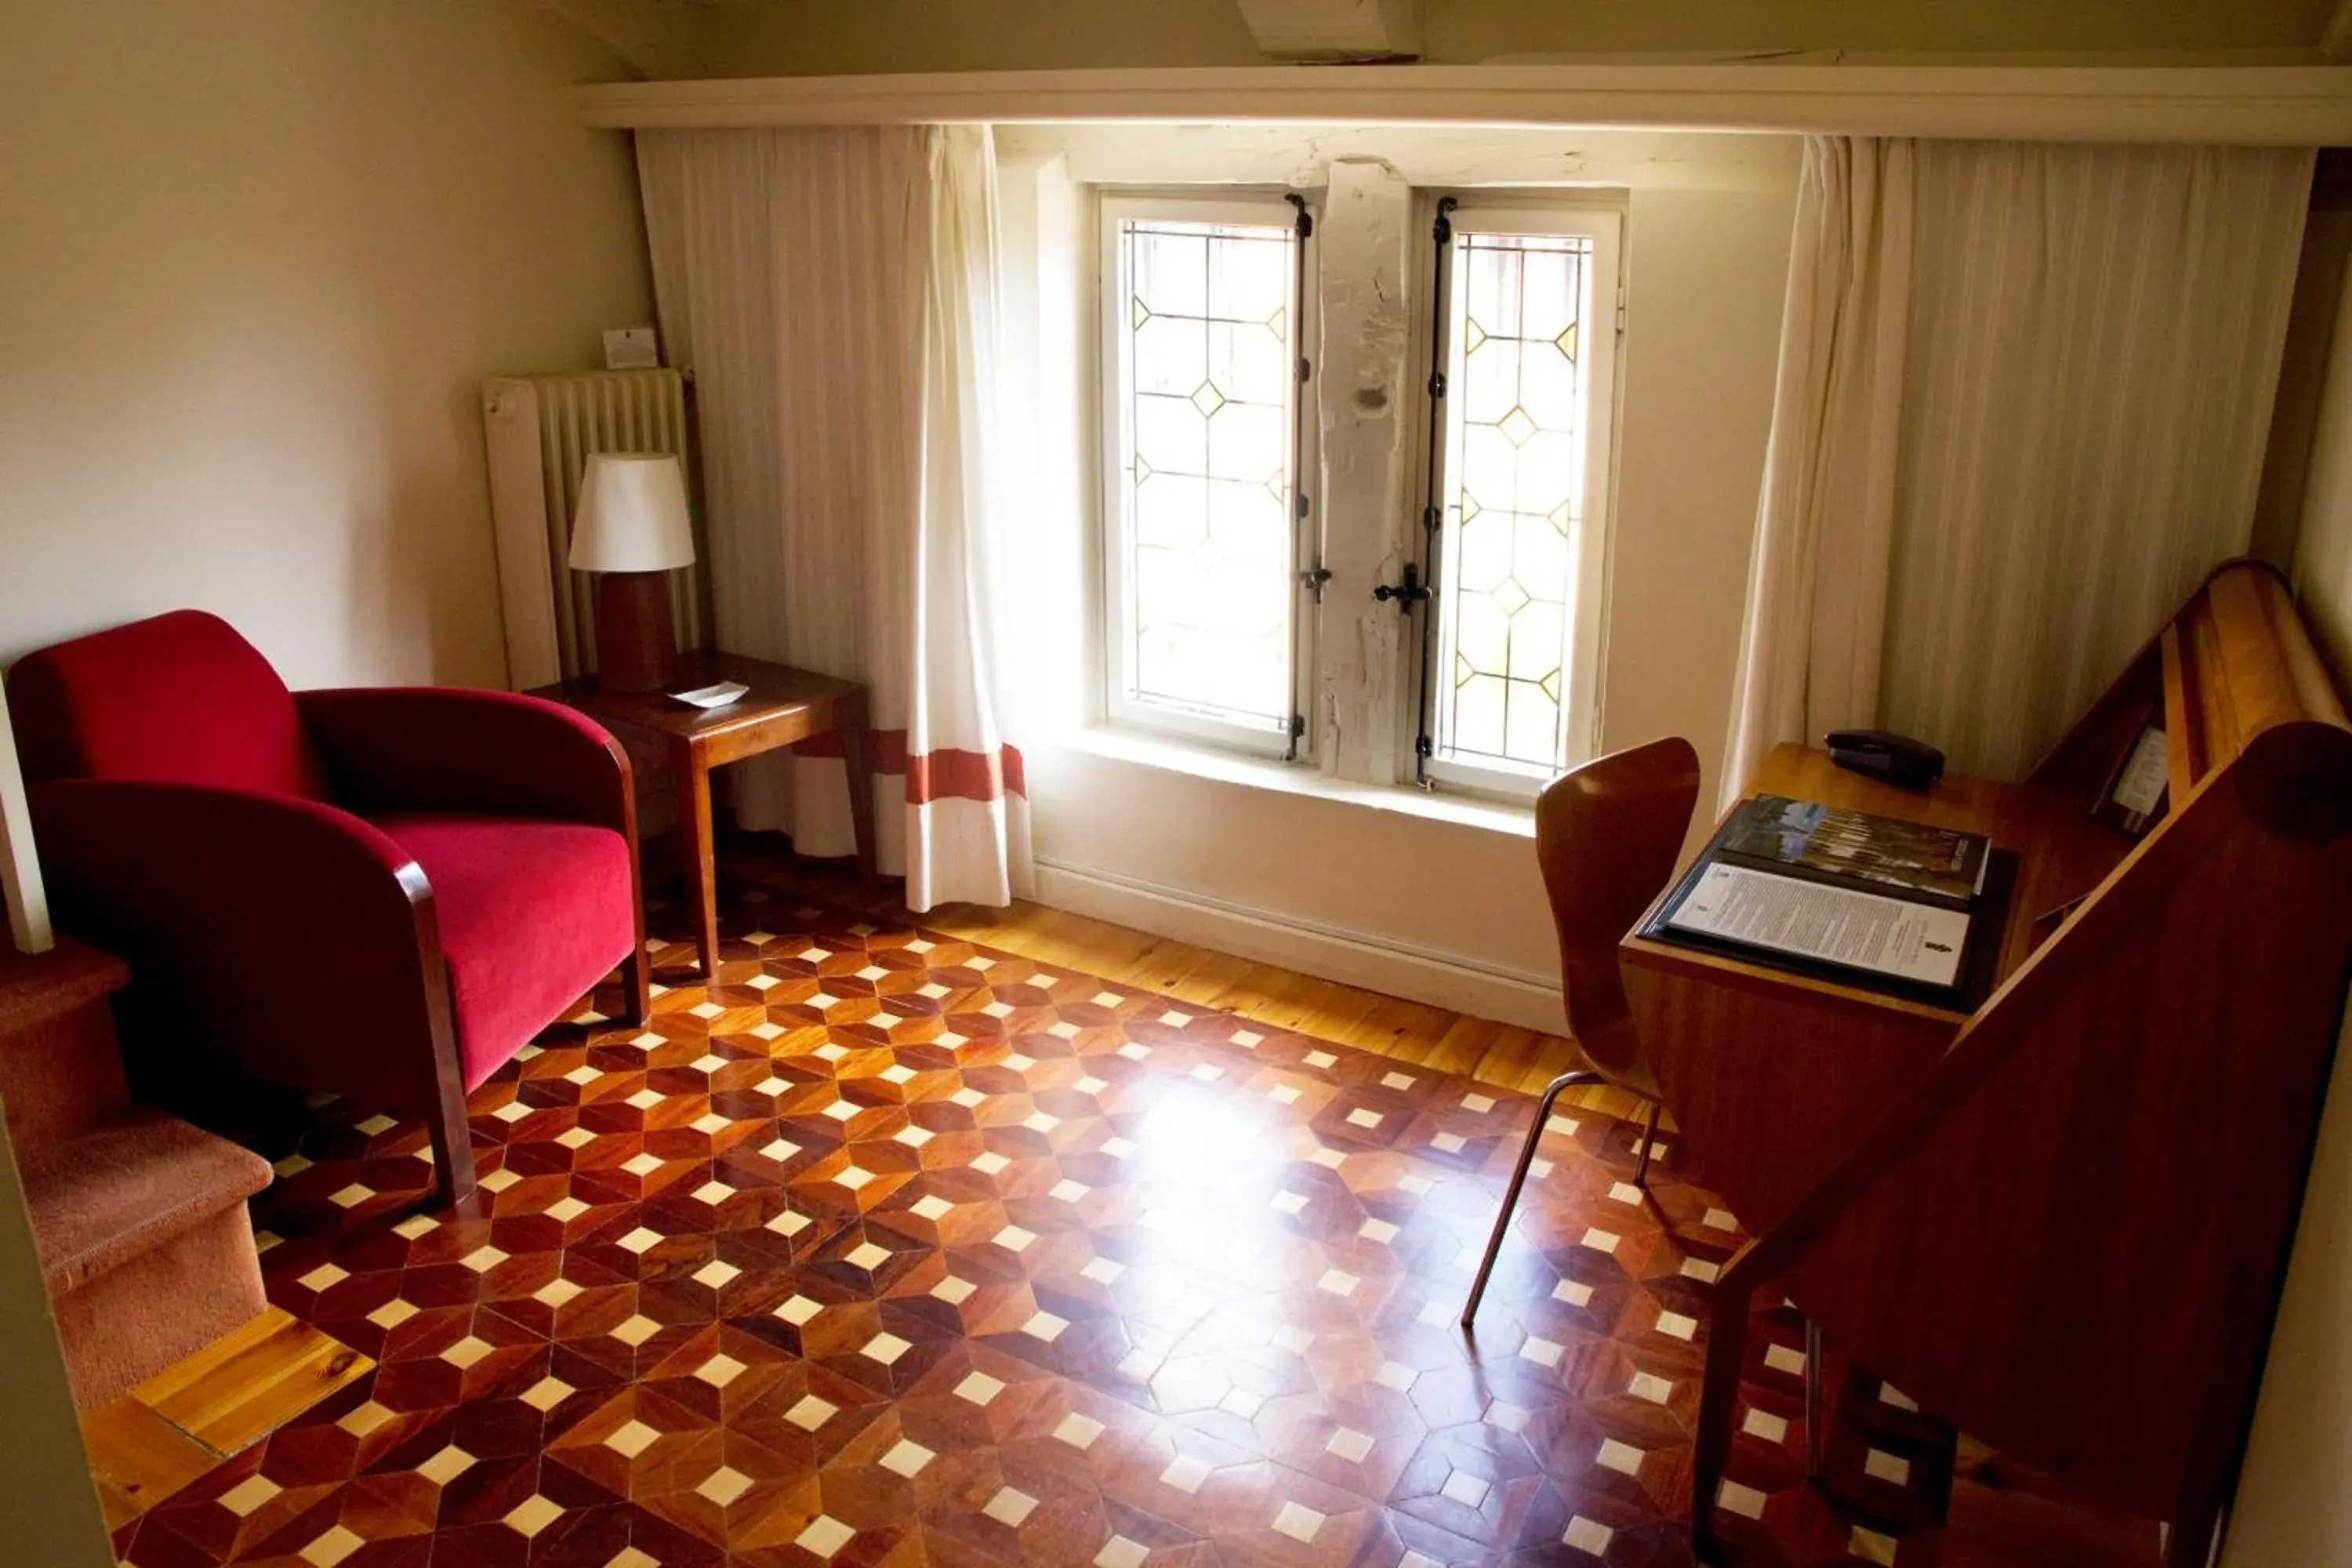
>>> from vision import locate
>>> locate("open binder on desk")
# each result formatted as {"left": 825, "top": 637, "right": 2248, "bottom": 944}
{"left": 1639, "top": 793, "right": 2010, "bottom": 1007}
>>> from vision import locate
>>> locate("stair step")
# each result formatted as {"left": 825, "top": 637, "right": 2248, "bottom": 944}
{"left": 21, "top": 1111, "right": 273, "bottom": 1296}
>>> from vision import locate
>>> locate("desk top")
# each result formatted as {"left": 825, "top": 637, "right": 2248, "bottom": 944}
{"left": 528, "top": 650, "right": 864, "bottom": 748}
{"left": 1621, "top": 742, "right": 2136, "bottom": 1025}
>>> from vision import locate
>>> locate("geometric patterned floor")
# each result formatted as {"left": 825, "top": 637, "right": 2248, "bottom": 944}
{"left": 109, "top": 874, "right": 2155, "bottom": 1568}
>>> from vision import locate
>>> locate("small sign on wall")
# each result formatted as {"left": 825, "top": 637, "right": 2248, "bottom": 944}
{"left": 604, "top": 327, "right": 659, "bottom": 370}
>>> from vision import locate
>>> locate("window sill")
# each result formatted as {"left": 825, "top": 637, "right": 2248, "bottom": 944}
{"left": 1051, "top": 724, "right": 1537, "bottom": 839}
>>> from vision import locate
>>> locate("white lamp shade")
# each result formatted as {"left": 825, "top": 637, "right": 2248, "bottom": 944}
{"left": 568, "top": 453, "right": 695, "bottom": 572}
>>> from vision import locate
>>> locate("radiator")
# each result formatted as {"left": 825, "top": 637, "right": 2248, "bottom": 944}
{"left": 480, "top": 368, "right": 710, "bottom": 691}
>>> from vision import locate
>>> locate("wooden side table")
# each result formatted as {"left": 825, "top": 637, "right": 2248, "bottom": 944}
{"left": 532, "top": 650, "right": 877, "bottom": 979}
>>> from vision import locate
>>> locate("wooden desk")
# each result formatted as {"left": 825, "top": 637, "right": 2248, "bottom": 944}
{"left": 1636, "top": 563, "right": 2352, "bottom": 1567}
{"left": 533, "top": 651, "right": 876, "bottom": 979}
{"left": 1621, "top": 743, "right": 2132, "bottom": 1229}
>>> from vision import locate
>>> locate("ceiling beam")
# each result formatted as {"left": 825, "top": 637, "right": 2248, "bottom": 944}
{"left": 1231, "top": 0, "right": 1422, "bottom": 62}
{"left": 576, "top": 63, "right": 2352, "bottom": 145}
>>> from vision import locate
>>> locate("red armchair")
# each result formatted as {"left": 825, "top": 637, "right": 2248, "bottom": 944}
{"left": 5, "top": 610, "right": 648, "bottom": 1207}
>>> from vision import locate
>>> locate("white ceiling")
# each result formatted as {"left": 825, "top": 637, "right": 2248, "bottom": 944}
{"left": 544, "top": 0, "right": 2352, "bottom": 81}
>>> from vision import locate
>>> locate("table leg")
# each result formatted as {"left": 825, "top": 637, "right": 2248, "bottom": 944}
{"left": 674, "top": 739, "right": 721, "bottom": 980}
{"left": 1692, "top": 1279, "right": 1752, "bottom": 1564}
{"left": 840, "top": 710, "right": 879, "bottom": 895}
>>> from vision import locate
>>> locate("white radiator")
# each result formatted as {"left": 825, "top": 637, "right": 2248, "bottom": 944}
{"left": 480, "top": 368, "right": 710, "bottom": 691}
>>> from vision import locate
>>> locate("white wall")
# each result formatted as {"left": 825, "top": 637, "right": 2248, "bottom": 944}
{"left": 2226, "top": 224, "right": 2352, "bottom": 1568}
{"left": 0, "top": 0, "right": 656, "bottom": 687}
{"left": 998, "top": 129, "right": 1796, "bottom": 1025}
{"left": 0, "top": 4, "right": 655, "bottom": 1550}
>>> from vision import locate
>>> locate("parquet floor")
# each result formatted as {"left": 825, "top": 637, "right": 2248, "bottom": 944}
{"left": 88, "top": 847, "right": 2160, "bottom": 1567}
{"left": 854, "top": 865, "right": 1650, "bottom": 1126}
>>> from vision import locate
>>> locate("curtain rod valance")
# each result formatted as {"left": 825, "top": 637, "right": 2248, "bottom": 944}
{"left": 579, "top": 63, "right": 2352, "bottom": 145}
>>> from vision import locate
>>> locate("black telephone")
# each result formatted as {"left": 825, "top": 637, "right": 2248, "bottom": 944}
{"left": 1824, "top": 729, "right": 1945, "bottom": 791}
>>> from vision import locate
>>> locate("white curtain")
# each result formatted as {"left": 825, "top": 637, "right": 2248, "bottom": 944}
{"left": 637, "top": 125, "right": 1032, "bottom": 909}
{"left": 1725, "top": 136, "right": 2314, "bottom": 800}
{"left": 1722, "top": 138, "right": 1915, "bottom": 804}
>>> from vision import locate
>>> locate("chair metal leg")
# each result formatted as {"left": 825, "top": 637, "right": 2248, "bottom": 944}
{"left": 1461, "top": 1069, "right": 1602, "bottom": 1328}
{"left": 1632, "top": 1094, "right": 1664, "bottom": 1189}
{"left": 1805, "top": 1317, "right": 1826, "bottom": 1479}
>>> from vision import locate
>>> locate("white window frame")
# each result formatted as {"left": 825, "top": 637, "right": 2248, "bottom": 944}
{"left": 1408, "top": 198, "right": 1622, "bottom": 800}
{"left": 1096, "top": 192, "right": 1318, "bottom": 760}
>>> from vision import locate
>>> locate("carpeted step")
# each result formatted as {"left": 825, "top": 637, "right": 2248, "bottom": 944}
{"left": 20, "top": 1109, "right": 271, "bottom": 1298}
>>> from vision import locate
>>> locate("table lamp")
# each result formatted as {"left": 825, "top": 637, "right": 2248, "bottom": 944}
{"left": 569, "top": 452, "right": 694, "bottom": 692}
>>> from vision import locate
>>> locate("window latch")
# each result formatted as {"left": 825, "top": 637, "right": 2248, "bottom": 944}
{"left": 1297, "top": 563, "right": 1333, "bottom": 600}
{"left": 1373, "top": 563, "right": 1432, "bottom": 612}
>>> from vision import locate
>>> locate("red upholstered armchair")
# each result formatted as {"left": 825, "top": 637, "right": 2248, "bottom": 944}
{"left": 5, "top": 610, "right": 647, "bottom": 1207}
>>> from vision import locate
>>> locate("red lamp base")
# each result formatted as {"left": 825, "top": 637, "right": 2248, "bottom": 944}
{"left": 593, "top": 572, "right": 678, "bottom": 693}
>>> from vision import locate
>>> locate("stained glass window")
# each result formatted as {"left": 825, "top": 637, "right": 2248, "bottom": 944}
{"left": 1430, "top": 228, "right": 1600, "bottom": 779}
{"left": 1109, "top": 213, "right": 1301, "bottom": 738}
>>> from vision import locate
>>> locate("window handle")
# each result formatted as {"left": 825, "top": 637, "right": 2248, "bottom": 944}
{"left": 1373, "top": 564, "right": 1432, "bottom": 611}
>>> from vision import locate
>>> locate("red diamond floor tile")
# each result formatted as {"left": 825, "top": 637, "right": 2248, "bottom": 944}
{"left": 112, "top": 870, "right": 2159, "bottom": 1568}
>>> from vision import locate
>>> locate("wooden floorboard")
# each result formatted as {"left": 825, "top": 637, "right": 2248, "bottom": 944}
{"left": 80, "top": 1397, "right": 219, "bottom": 1533}
{"left": 133, "top": 1308, "right": 371, "bottom": 1456}
{"left": 84, "top": 1305, "right": 372, "bottom": 1531}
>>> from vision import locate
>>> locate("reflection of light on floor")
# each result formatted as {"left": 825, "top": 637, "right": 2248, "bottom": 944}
{"left": 1127, "top": 1084, "right": 1291, "bottom": 1269}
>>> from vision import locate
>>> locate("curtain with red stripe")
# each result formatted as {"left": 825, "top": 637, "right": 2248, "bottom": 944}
{"left": 637, "top": 125, "right": 1031, "bottom": 909}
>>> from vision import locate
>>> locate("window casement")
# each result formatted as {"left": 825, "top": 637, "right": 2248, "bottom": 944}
{"left": 1089, "top": 183, "right": 1623, "bottom": 801}
{"left": 1098, "top": 193, "right": 1316, "bottom": 757}
{"left": 1409, "top": 199, "right": 1622, "bottom": 799}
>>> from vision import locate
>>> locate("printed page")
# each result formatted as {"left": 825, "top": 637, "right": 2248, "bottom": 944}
{"left": 2112, "top": 728, "right": 2169, "bottom": 816}
{"left": 1664, "top": 862, "right": 1969, "bottom": 988}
